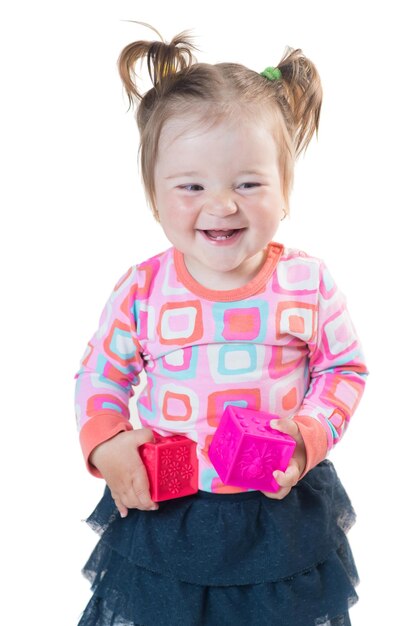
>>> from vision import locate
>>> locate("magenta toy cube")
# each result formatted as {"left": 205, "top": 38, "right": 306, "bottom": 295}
{"left": 138, "top": 433, "right": 198, "bottom": 502}
{"left": 208, "top": 406, "right": 296, "bottom": 492}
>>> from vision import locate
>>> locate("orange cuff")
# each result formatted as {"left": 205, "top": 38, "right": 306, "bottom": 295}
{"left": 293, "top": 415, "right": 328, "bottom": 478}
{"left": 79, "top": 414, "right": 133, "bottom": 477}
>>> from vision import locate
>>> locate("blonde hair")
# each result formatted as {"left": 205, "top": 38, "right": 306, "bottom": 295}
{"left": 118, "top": 23, "right": 322, "bottom": 218}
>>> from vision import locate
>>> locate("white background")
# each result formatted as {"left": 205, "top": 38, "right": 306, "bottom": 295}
{"left": 1, "top": 1, "right": 417, "bottom": 624}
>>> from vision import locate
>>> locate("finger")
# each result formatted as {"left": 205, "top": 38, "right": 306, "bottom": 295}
{"left": 261, "top": 459, "right": 300, "bottom": 501}
{"left": 261, "top": 485, "right": 292, "bottom": 500}
{"left": 132, "top": 469, "right": 158, "bottom": 511}
{"left": 275, "top": 485, "right": 292, "bottom": 500}
{"left": 273, "top": 463, "right": 299, "bottom": 489}
{"left": 113, "top": 495, "right": 129, "bottom": 518}
{"left": 117, "top": 486, "right": 157, "bottom": 512}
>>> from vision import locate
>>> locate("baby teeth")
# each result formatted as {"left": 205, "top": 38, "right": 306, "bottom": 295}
{"left": 206, "top": 230, "right": 236, "bottom": 240}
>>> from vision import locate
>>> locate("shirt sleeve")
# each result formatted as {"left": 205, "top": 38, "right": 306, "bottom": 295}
{"left": 293, "top": 261, "right": 368, "bottom": 476}
{"left": 74, "top": 266, "right": 144, "bottom": 476}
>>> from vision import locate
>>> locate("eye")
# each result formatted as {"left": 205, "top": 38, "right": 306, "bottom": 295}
{"left": 180, "top": 184, "right": 204, "bottom": 192}
{"left": 238, "top": 182, "right": 260, "bottom": 189}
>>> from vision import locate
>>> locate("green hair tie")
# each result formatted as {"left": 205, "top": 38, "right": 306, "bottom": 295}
{"left": 260, "top": 66, "right": 282, "bottom": 81}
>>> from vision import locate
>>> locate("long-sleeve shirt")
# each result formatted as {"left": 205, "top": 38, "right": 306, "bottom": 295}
{"left": 75, "top": 242, "right": 368, "bottom": 492}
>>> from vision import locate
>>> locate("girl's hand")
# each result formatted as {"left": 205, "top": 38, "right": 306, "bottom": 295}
{"left": 89, "top": 428, "right": 158, "bottom": 517}
{"left": 261, "top": 419, "right": 307, "bottom": 501}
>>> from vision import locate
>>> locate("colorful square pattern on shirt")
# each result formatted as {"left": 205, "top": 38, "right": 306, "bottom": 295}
{"left": 268, "top": 345, "right": 307, "bottom": 379}
{"left": 213, "top": 300, "right": 268, "bottom": 342}
{"left": 160, "top": 346, "right": 198, "bottom": 379}
{"left": 323, "top": 310, "right": 356, "bottom": 359}
{"left": 137, "top": 372, "right": 157, "bottom": 421}
{"left": 269, "top": 366, "right": 307, "bottom": 417}
{"left": 326, "top": 376, "right": 364, "bottom": 415}
{"left": 207, "top": 344, "right": 266, "bottom": 383}
{"left": 159, "top": 383, "right": 199, "bottom": 426}
{"left": 207, "top": 388, "right": 261, "bottom": 427}
{"left": 319, "top": 265, "right": 338, "bottom": 301}
{"left": 276, "top": 301, "right": 317, "bottom": 342}
{"left": 87, "top": 394, "right": 129, "bottom": 418}
{"left": 103, "top": 320, "right": 138, "bottom": 367}
{"left": 96, "top": 355, "right": 139, "bottom": 390}
{"left": 135, "top": 257, "right": 161, "bottom": 298}
{"left": 81, "top": 342, "right": 94, "bottom": 368}
{"left": 157, "top": 301, "right": 203, "bottom": 346}
{"left": 161, "top": 256, "right": 189, "bottom": 296}
{"left": 131, "top": 300, "right": 156, "bottom": 341}
{"left": 274, "top": 257, "right": 320, "bottom": 294}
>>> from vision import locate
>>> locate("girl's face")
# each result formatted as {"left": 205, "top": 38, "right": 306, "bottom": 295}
{"left": 154, "top": 113, "right": 285, "bottom": 289}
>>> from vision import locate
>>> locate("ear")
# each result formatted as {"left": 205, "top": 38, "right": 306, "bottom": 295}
{"left": 149, "top": 199, "right": 160, "bottom": 222}
{"left": 279, "top": 200, "right": 289, "bottom": 221}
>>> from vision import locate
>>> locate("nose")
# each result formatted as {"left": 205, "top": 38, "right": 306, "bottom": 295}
{"left": 204, "top": 191, "right": 237, "bottom": 217}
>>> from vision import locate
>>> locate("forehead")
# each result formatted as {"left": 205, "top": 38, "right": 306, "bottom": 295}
{"left": 158, "top": 113, "right": 213, "bottom": 150}
{"left": 157, "top": 107, "right": 279, "bottom": 157}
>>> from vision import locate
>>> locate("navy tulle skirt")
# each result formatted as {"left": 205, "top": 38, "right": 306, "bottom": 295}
{"left": 78, "top": 460, "right": 358, "bottom": 626}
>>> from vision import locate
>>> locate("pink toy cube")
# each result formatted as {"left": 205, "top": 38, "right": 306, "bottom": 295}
{"left": 138, "top": 433, "right": 198, "bottom": 502}
{"left": 209, "top": 407, "right": 296, "bottom": 492}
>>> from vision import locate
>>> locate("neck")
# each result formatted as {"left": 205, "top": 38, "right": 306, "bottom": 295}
{"left": 183, "top": 250, "right": 266, "bottom": 291}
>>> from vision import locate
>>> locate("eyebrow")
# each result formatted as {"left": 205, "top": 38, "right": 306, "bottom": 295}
{"left": 165, "top": 169, "right": 265, "bottom": 180}
{"left": 165, "top": 171, "right": 200, "bottom": 180}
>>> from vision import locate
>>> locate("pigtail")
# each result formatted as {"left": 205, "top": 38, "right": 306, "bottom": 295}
{"left": 276, "top": 48, "right": 322, "bottom": 157}
{"left": 117, "top": 22, "right": 197, "bottom": 109}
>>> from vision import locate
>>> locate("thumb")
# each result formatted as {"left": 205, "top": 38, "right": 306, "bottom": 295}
{"left": 270, "top": 418, "right": 299, "bottom": 439}
{"left": 132, "top": 427, "right": 155, "bottom": 447}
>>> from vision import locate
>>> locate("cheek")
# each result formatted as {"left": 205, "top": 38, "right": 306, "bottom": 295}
{"left": 174, "top": 196, "right": 200, "bottom": 217}
{"left": 158, "top": 196, "right": 199, "bottom": 229}
{"left": 252, "top": 197, "right": 283, "bottom": 229}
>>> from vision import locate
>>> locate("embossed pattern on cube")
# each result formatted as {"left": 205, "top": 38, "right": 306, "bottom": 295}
{"left": 209, "top": 406, "right": 296, "bottom": 492}
{"left": 139, "top": 433, "right": 198, "bottom": 502}
{"left": 208, "top": 409, "right": 241, "bottom": 470}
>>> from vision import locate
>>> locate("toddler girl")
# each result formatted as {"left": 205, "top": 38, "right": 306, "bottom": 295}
{"left": 75, "top": 24, "right": 368, "bottom": 626}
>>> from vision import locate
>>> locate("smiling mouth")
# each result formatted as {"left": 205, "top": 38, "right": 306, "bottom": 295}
{"left": 202, "top": 229, "right": 241, "bottom": 240}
